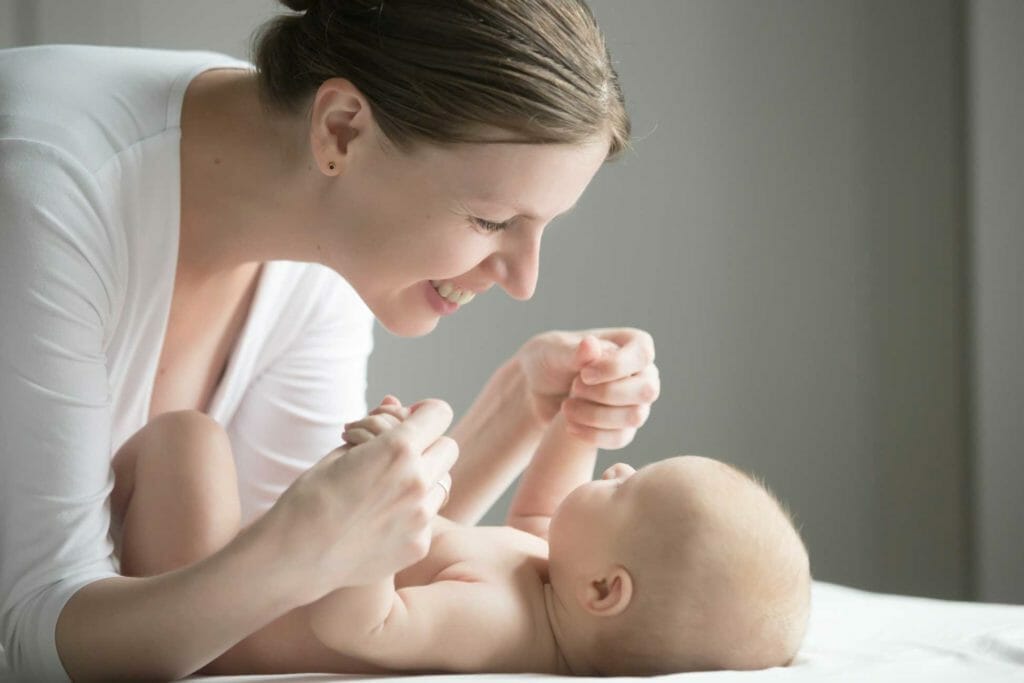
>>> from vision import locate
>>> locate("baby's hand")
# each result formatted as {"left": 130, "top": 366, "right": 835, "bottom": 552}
{"left": 342, "top": 395, "right": 411, "bottom": 447}
{"left": 341, "top": 395, "right": 454, "bottom": 509}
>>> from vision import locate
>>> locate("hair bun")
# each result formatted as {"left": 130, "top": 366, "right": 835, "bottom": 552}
{"left": 280, "top": 0, "right": 316, "bottom": 12}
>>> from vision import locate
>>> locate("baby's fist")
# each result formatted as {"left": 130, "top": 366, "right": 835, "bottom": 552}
{"left": 341, "top": 394, "right": 410, "bottom": 446}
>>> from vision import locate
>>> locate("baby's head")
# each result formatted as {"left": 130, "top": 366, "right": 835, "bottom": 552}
{"left": 546, "top": 455, "right": 810, "bottom": 676}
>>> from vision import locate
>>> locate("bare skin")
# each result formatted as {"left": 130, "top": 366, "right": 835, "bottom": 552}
{"left": 148, "top": 261, "right": 262, "bottom": 419}
{"left": 53, "top": 63, "right": 661, "bottom": 680}
{"left": 110, "top": 406, "right": 569, "bottom": 675}
{"left": 115, "top": 391, "right": 809, "bottom": 676}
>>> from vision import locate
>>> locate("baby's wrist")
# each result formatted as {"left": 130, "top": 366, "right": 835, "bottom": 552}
{"left": 551, "top": 412, "right": 595, "bottom": 449}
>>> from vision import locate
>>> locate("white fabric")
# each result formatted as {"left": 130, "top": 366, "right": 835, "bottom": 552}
{"left": 0, "top": 45, "right": 374, "bottom": 681}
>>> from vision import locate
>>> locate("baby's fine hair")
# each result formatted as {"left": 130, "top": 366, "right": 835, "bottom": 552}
{"left": 592, "top": 460, "right": 811, "bottom": 676}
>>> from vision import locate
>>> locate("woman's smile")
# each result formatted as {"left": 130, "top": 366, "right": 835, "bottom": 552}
{"left": 424, "top": 280, "right": 461, "bottom": 316}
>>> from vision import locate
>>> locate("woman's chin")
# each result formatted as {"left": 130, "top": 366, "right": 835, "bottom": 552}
{"left": 376, "top": 311, "right": 439, "bottom": 338}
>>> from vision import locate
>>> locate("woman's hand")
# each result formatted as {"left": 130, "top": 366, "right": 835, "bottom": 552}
{"left": 252, "top": 398, "right": 458, "bottom": 606}
{"left": 342, "top": 396, "right": 453, "bottom": 505}
{"left": 515, "top": 328, "right": 660, "bottom": 450}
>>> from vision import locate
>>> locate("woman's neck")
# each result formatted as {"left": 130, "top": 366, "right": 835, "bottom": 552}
{"left": 177, "top": 69, "right": 316, "bottom": 285}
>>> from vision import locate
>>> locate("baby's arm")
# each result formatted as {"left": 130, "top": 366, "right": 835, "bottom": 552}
{"left": 307, "top": 393, "right": 511, "bottom": 670}
{"left": 305, "top": 397, "right": 412, "bottom": 653}
{"left": 504, "top": 411, "right": 597, "bottom": 540}
{"left": 310, "top": 577, "right": 517, "bottom": 672}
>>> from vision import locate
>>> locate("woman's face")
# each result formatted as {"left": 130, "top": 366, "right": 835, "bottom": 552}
{"left": 321, "top": 126, "right": 609, "bottom": 337}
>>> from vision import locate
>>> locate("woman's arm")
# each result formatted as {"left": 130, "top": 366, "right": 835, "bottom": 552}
{"left": 55, "top": 523, "right": 299, "bottom": 681}
{"left": 442, "top": 357, "right": 547, "bottom": 525}
{"left": 442, "top": 331, "right": 653, "bottom": 525}
{"left": 56, "top": 400, "right": 457, "bottom": 681}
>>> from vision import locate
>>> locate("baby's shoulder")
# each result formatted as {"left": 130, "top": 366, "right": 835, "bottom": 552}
{"left": 427, "top": 526, "right": 557, "bottom": 672}
{"left": 429, "top": 524, "right": 548, "bottom": 583}
{"left": 398, "top": 521, "right": 548, "bottom": 589}
{"left": 438, "top": 524, "right": 547, "bottom": 560}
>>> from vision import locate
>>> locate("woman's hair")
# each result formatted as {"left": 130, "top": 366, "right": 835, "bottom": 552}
{"left": 252, "top": 0, "right": 630, "bottom": 159}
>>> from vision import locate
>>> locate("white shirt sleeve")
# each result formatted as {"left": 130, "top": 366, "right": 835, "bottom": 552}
{"left": 228, "top": 271, "right": 375, "bottom": 525}
{"left": 0, "top": 141, "right": 122, "bottom": 681}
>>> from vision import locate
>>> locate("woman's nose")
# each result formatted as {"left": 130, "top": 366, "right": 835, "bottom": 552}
{"left": 497, "top": 229, "right": 542, "bottom": 301}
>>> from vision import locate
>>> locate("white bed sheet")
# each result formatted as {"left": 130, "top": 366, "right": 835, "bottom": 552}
{"left": 3, "top": 582, "right": 1022, "bottom": 682}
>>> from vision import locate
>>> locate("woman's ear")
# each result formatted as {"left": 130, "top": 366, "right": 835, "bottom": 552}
{"left": 578, "top": 565, "right": 633, "bottom": 617}
{"left": 308, "top": 77, "right": 369, "bottom": 175}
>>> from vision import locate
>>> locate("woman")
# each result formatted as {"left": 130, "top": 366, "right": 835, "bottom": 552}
{"left": 0, "top": 0, "right": 659, "bottom": 679}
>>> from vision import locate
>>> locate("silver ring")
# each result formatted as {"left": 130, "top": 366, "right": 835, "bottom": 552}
{"left": 435, "top": 478, "right": 450, "bottom": 507}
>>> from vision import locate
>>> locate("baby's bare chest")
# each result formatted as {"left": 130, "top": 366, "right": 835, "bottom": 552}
{"left": 396, "top": 525, "right": 549, "bottom": 587}
{"left": 395, "top": 528, "right": 557, "bottom": 671}
{"left": 395, "top": 526, "right": 557, "bottom": 672}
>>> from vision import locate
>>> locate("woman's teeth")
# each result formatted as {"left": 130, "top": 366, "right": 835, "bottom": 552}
{"left": 431, "top": 280, "right": 476, "bottom": 305}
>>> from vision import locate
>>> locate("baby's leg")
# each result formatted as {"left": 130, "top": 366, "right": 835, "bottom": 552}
{"left": 111, "top": 410, "right": 382, "bottom": 676}
{"left": 111, "top": 410, "right": 241, "bottom": 577}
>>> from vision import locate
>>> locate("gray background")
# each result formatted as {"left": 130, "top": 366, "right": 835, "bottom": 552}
{"left": 1, "top": 0, "right": 1019, "bottom": 603}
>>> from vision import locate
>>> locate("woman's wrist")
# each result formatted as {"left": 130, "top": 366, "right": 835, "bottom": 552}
{"left": 443, "top": 355, "right": 547, "bottom": 524}
{"left": 234, "top": 498, "right": 360, "bottom": 610}
{"left": 501, "top": 353, "right": 549, "bottom": 432}
{"left": 492, "top": 354, "right": 552, "bottom": 446}
{"left": 225, "top": 517, "right": 310, "bottom": 610}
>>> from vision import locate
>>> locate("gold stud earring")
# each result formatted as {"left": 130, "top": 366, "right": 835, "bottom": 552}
{"left": 328, "top": 161, "right": 336, "bottom": 171}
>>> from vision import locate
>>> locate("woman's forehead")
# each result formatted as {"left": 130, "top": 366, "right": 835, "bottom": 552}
{"left": 439, "top": 142, "right": 606, "bottom": 218}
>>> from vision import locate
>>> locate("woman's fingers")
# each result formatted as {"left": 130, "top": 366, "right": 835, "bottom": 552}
{"left": 341, "top": 427, "right": 376, "bottom": 445}
{"left": 578, "top": 329, "right": 656, "bottom": 384}
{"left": 425, "top": 472, "right": 453, "bottom": 513}
{"left": 564, "top": 423, "right": 639, "bottom": 450}
{"left": 420, "top": 436, "right": 459, "bottom": 502}
{"left": 570, "top": 363, "right": 660, "bottom": 406}
{"left": 387, "top": 399, "right": 454, "bottom": 455}
{"left": 562, "top": 397, "right": 651, "bottom": 430}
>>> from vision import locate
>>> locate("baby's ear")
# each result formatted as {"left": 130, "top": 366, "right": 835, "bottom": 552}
{"left": 578, "top": 566, "right": 633, "bottom": 618}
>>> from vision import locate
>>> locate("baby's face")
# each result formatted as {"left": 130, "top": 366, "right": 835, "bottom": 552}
{"left": 548, "top": 455, "right": 800, "bottom": 583}
{"left": 547, "top": 461, "right": 641, "bottom": 568}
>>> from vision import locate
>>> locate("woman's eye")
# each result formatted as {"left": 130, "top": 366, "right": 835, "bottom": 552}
{"left": 472, "top": 216, "right": 511, "bottom": 232}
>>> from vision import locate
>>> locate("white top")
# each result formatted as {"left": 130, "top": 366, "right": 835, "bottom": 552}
{"left": 0, "top": 45, "right": 374, "bottom": 680}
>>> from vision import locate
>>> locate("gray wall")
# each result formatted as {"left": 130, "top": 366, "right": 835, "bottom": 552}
{"left": 3, "top": 0, "right": 1020, "bottom": 602}
{"left": 969, "top": 0, "right": 1024, "bottom": 604}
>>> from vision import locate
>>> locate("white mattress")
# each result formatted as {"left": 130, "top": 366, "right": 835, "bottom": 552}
{"left": 3, "top": 582, "right": 1022, "bottom": 682}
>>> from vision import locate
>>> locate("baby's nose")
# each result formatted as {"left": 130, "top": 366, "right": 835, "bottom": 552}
{"left": 601, "top": 463, "right": 636, "bottom": 480}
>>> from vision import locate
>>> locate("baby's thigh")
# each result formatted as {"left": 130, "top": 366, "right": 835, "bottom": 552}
{"left": 110, "top": 410, "right": 237, "bottom": 522}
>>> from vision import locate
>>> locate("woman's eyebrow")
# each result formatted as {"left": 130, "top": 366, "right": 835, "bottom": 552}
{"left": 518, "top": 200, "right": 579, "bottom": 222}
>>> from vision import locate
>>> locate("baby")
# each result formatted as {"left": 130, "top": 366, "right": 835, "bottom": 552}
{"left": 113, "top": 398, "right": 811, "bottom": 676}
{"left": 306, "top": 396, "right": 812, "bottom": 675}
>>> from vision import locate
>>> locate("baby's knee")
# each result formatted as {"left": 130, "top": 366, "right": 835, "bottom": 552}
{"left": 129, "top": 410, "right": 238, "bottom": 492}
{"left": 149, "top": 409, "right": 231, "bottom": 452}
{"left": 142, "top": 410, "right": 240, "bottom": 522}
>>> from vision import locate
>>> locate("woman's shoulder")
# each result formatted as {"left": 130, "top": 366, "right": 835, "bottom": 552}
{"left": 0, "top": 45, "right": 249, "bottom": 173}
